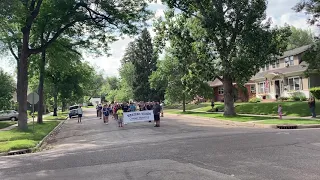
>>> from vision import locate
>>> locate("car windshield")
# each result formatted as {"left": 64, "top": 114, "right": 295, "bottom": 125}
{"left": 69, "top": 106, "right": 78, "bottom": 110}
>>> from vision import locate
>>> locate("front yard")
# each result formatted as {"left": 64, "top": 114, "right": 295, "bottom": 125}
{"left": 0, "top": 121, "right": 60, "bottom": 153}
{"left": 166, "top": 110, "right": 320, "bottom": 125}
{"left": 166, "top": 101, "right": 320, "bottom": 117}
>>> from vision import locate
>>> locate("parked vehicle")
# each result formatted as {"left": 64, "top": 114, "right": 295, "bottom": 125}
{"left": 0, "top": 110, "right": 19, "bottom": 121}
{"left": 69, "top": 105, "right": 79, "bottom": 118}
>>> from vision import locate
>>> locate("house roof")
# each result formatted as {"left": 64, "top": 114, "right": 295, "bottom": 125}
{"left": 251, "top": 61, "right": 308, "bottom": 80}
{"left": 208, "top": 79, "right": 255, "bottom": 87}
{"left": 279, "top": 45, "right": 311, "bottom": 59}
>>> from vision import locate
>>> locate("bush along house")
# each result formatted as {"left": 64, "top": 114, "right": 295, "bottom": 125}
{"left": 209, "top": 45, "right": 320, "bottom": 102}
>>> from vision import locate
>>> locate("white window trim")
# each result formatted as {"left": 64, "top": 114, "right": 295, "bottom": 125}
{"left": 250, "top": 85, "right": 256, "bottom": 93}
{"left": 258, "top": 82, "right": 265, "bottom": 94}
{"left": 287, "top": 76, "right": 301, "bottom": 91}
{"left": 289, "top": 56, "right": 294, "bottom": 66}
{"left": 218, "top": 87, "right": 224, "bottom": 95}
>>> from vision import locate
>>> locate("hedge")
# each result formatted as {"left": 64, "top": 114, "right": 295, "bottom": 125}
{"left": 310, "top": 87, "right": 320, "bottom": 100}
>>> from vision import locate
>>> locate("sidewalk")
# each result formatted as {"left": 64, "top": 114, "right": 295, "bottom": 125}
{"left": 190, "top": 110, "right": 320, "bottom": 120}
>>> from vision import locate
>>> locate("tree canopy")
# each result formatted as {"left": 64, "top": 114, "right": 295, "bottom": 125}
{"left": 0, "top": 69, "right": 15, "bottom": 110}
{"left": 159, "top": 0, "right": 291, "bottom": 115}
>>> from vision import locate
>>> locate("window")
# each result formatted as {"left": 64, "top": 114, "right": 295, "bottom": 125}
{"left": 276, "top": 59, "right": 280, "bottom": 68}
{"left": 284, "top": 57, "right": 289, "bottom": 66}
{"left": 272, "top": 61, "right": 276, "bottom": 68}
{"left": 287, "top": 77, "right": 300, "bottom": 91}
{"left": 250, "top": 85, "right": 256, "bottom": 93}
{"left": 258, "top": 82, "right": 265, "bottom": 94}
{"left": 289, "top": 56, "right": 294, "bottom": 66}
{"left": 218, "top": 87, "right": 224, "bottom": 95}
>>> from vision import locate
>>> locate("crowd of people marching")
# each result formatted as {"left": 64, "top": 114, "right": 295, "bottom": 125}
{"left": 95, "top": 101, "right": 164, "bottom": 128}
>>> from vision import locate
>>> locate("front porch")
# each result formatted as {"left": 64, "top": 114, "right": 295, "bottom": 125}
{"left": 255, "top": 72, "right": 310, "bottom": 100}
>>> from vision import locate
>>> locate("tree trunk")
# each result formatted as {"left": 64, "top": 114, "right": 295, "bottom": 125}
{"left": 53, "top": 87, "right": 58, "bottom": 116}
{"left": 223, "top": 76, "right": 236, "bottom": 116}
{"left": 182, "top": 92, "right": 186, "bottom": 113}
{"left": 62, "top": 100, "right": 66, "bottom": 112}
{"left": 17, "top": 33, "right": 30, "bottom": 131}
{"left": 37, "top": 48, "right": 46, "bottom": 124}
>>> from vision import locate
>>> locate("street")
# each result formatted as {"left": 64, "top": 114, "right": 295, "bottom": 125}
{"left": 0, "top": 108, "right": 320, "bottom": 180}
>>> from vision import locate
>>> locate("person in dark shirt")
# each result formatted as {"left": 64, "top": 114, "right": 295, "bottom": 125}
{"left": 122, "top": 102, "right": 130, "bottom": 112}
{"left": 308, "top": 97, "right": 316, "bottom": 118}
{"left": 153, "top": 102, "right": 161, "bottom": 127}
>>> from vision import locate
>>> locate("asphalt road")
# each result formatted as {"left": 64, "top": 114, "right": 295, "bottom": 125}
{"left": 1, "top": 108, "right": 320, "bottom": 180}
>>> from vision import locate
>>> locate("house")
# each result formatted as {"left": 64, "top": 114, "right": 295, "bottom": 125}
{"left": 209, "top": 79, "right": 256, "bottom": 102}
{"left": 209, "top": 45, "right": 320, "bottom": 102}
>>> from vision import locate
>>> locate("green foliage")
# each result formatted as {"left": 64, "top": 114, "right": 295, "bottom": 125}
{"left": 286, "top": 26, "right": 314, "bottom": 50}
{"left": 235, "top": 102, "right": 319, "bottom": 117}
{"left": 249, "top": 97, "right": 262, "bottom": 103}
{"left": 302, "top": 41, "right": 320, "bottom": 76}
{"left": 120, "top": 29, "right": 159, "bottom": 102}
{"left": 310, "top": 87, "right": 320, "bottom": 100}
{"left": 289, "top": 92, "right": 307, "bottom": 101}
{"left": 278, "top": 97, "right": 289, "bottom": 101}
{"left": 295, "top": 0, "right": 320, "bottom": 25}
{"left": 0, "top": 121, "right": 60, "bottom": 153}
{"left": 0, "top": 69, "right": 15, "bottom": 110}
{"left": 159, "top": 0, "right": 291, "bottom": 115}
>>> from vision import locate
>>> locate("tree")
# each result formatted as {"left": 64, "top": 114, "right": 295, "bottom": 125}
{"left": 160, "top": 0, "right": 290, "bottom": 116}
{"left": 0, "top": 69, "right": 15, "bottom": 110}
{"left": 286, "top": 26, "right": 314, "bottom": 50}
{"left": 0, "top": 0, "right": 151, "bottom": 130}
{"left": 120, "top": 29, "right": 159, "bottom": 101}
{"left": 295, "top": 0, "right": 320, "bottom": 26}
{"left": 295, "top": 0, "right": 320, "bottom": 76}
{"left": 132, "top": 29, "right": 158, "bottom": 101}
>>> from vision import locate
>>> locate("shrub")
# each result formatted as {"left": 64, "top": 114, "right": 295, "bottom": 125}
{"left": 310, "top": 87, "right": 320, "bottom": 100}
{"left": 278, "top": 97, "right": 288, "bottom": 101}
{"left": 249, "top": 97, "right": 261, "bottom": 103}
{"left": 290, "top": 91, "right": 306, "bottom": 101}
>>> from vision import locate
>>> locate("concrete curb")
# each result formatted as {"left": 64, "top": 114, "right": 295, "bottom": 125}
{"left": 0, "top": 117, "right": 68, "bottom": 157}
{"left": 297, "top": 124, "right": 320, "bottom": 129}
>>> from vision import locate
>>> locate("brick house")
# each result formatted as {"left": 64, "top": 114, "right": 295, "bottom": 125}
{"left": 209, "top": 45, "right": 320, "bottom": 102}
{"left": 209, "top": 80, "right": 256, "bottom": 102}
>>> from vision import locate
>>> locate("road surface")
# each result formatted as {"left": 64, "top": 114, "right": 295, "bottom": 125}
{"left": 1, "top": 108, "right": 320, "bottom": 180}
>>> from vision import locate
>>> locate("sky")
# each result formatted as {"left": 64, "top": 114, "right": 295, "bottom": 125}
{"left": 0, "top": 0, "right": 317, "bottom": 77}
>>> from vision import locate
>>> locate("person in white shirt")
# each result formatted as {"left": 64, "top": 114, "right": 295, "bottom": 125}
{"left": 77, "top": 105, "right": 83, "bottom": 123}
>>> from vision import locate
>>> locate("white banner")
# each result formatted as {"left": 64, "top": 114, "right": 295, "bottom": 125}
{"left": 123, "top": 110, "right": 154, "bottom": 123}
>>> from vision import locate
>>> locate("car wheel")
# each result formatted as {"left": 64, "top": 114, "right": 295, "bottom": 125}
{"left": 10, "top": 117, "right": 17, "bottom": 121}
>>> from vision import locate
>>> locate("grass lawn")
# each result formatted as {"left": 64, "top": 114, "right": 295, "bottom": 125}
{"left": 44, "top": 111, "right": 68, "bottom": 120}
{"left": 165, "top": 110, "right": 274, "bottom": 122}
{"left": 0, "top": 121, "right": 16, "bottom": 129}
{"left": 166, "top": 110, "right": 320, "bottom": 125}
{"left": 165, "top": 103, "right": 211, "bottom": 110}
{"left": 235, "top": 101, "right": 320, "bottom": 117}
{"left": 0, "top": 121, "right": 60, "bottom": 153}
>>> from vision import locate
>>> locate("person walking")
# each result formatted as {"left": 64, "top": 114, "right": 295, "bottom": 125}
{"left": 77, "top": 105, "right": 83, "bottom": 123}
{"left": 102, "top": 104, "right": 109, "bottom": 124}
{"left": 278, "top": 104, "right": 282, "bottom": 119}
{"left": 160, "top": 101, "right": 164, "bottom": 117}
{"left": 117, "top": 107, "right": 124, "bottom": 128}
{"left": 308, "top": 97, "right": 316, "bottom": 118}
{"left": 153, "top": 102, "right": 161, "bottom": 127}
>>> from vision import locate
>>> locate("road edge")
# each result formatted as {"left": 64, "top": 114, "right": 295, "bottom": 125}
{"left": 0, "top": 117, "right": 68, "bottom": 157}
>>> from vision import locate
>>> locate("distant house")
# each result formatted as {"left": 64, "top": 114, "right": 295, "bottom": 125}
{"left": 89, "top": 98, "right": 101, "bottom": 106}
{"left": 210, "top": 45, "right": 320, "bottom": 102}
